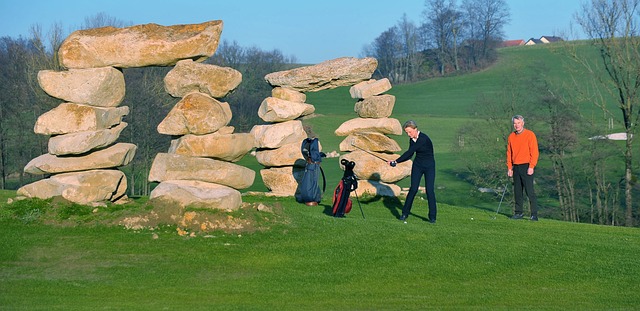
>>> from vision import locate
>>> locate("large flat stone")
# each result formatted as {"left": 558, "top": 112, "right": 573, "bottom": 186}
{"left": 148, "top": 153, "right": 255, "bottom": 190}
{"left": 149, "top": 180, "right": 242, "bottom": 210}
{"left": 264, "top": 57, "right": 377, "bottom": 92}
{"left": 59, "top": 20, "right": 223, "bottom": 69}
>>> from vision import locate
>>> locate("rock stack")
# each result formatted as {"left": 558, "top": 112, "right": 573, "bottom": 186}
{"left": 256, "top": 57, "right": 378, "bottom": 196}
{"left": 17, "top": 20, "right": 233, "bottom": 206}
{"left": 17, "top": 56, "right": 134, "bottom": 205}
{"left": 251, "top": 102, "right": 311, "bottom": 197}
{"left": 335, "top": 78, "right": 411, "bottom": 197}
{"left": 149, "top": 59, "right": 255, "bottom": 210}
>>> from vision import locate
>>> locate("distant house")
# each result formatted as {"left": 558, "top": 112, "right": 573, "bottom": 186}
{"left": 525, "top": 38, "right": 543, "bottom": 45}
{"left": 540, "top": 36, "right": 564, "bottom": 43}
{"left": 525, "top": 36, "right": 564, "bottom": 45}
{"left": 501, "top": 39, "right": 525, "bottom": 47}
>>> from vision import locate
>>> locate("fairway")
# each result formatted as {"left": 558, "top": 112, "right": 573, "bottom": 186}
{"left": 2, "top": 40, "right": 640, "bottom": 310}
{"left": 1, "top": 194, "right": 639, "bottom": 310}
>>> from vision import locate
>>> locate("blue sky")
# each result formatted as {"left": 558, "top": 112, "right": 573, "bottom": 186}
{"left": 0, "top": 0, "right": 584, "bottom": 64}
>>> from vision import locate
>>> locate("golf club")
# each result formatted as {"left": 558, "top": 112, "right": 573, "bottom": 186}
{"left": 353, "top": 188, "right": 365, "bottom": 219}
{"left": 351, "top": 143, "right": 392, "bottom": 163}
{"left": 492, "top": 183, "right": 508, "bottom": 219}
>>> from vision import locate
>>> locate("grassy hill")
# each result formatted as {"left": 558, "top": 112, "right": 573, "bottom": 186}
{"left": 2, "top": 42, "right": 639, "bottom": 309}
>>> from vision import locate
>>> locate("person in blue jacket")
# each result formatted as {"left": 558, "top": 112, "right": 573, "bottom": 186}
{"left": 389, "top": 120, "right": 437, "bottom": 223}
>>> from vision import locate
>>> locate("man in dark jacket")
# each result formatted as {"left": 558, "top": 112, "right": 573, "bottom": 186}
{"left": 389, "top": 120, "right": 437, "bottom": 223}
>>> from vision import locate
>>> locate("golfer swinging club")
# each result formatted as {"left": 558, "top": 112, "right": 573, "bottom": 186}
{"left": 388, "top": 120, "right": 437, "bottom": 223}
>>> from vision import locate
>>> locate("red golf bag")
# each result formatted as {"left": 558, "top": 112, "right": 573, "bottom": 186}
{"left": 332, "top": 159, "right": 358, "bottom": 217}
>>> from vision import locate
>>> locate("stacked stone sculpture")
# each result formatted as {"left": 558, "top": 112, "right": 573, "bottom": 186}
{"left": 17, "top": 20, "right": 255, "bottom": 208}
{"left": 16, "top": 19, "right": 405, "bottom": 206}
{"left": 17, "top": 54, "right": 134, "bottom": 205}
{"left": 335, "top": 78, "right": 412, "bottom": 197}
{"left": 149, "top": 58, "right": 255, "bottom": 210}
{"left": 256, "top": 57, "right": 378, "bottom": 196}
{"left": 251, "top": 93, "right": 312, "bottom": 197}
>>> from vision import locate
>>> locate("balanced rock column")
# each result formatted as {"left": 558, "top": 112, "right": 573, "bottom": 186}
{"left": 18, "top": 20, "right": 225, "bottom": 205}
{"left": 336, "top": 78, "right": 410, "bottom": 197}
{"left": 149, "top": 58, "right": 254, "bottom": 210}
{"left": 18, "top": 67, "right": 132, "bottom": 204}
{"left": 256, "top": 57, "right": 378, "bottom": 196}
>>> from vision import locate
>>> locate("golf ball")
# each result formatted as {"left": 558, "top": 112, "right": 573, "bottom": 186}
{"left": 471, "top": 217, "right": 474, "bottom": 220}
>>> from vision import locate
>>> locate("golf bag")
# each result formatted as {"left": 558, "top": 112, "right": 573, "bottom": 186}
{"left": 332, "top": 159, "right": 358, "bottom": 217}
{"left": 295, "top": 138, "right": 326, "bottom": 205}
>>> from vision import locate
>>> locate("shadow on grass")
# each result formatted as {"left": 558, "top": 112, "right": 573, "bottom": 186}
{"left": 356, "top": 195, "right": 406, "bottom": 219}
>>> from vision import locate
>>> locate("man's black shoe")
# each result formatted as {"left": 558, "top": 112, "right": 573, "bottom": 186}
{"left": 510, "top": 213, "right": 524, "bottom": 220}
{"left": 399, "top": 215, "right": 408, "bottom": 221}
{"left": 428, "top": 219, "right": 436, "bottom": 224}
{"left": 530, "top": 216, "right": 539, "bottom": 221}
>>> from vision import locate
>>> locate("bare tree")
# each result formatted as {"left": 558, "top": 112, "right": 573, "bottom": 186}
{"left": 526, "top": 64, "right": 581, "bottom": 222}
{"left": 575, "top": 0, "right": 640, "bottom": 226}
{"left": 81, "top": 12, "right": 130, "bottom": 29}
{"left": 209, "top": 40, "right": 246, "bottom": 68}
{"left": 462, "top": 0, "right": 510, "bottom": 67}
{"left": 454, "top": 74, "right": 523, "bottom": 193}
{"left": 0, "top": 36, "right": 56, "bottom": 189}
{"left": 0, "top": 37, "right": 28, "bottom": 189}
{"left": 365, "top": 27, "right": 401, "bottom": 82}
{"left": 395, "top": 14, "right": 421, "bottom": 82}
{"left": 449, "top": 2, "right": 464, "bottom": 72}
{"left": 119, "top": 67, "right": 174, "bottom": 197}
{"left": 208, "top": 43, "right": 297, "bottom": 132}
{"left": 422, "top": 0, "right": 464, "bottom": 75}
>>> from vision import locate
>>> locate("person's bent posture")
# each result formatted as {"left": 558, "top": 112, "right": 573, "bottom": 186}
{"left": 390, "top": 120, "right": 437, "bottom": 223}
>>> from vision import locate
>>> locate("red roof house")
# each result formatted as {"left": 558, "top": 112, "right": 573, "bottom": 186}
{"left": 501, "top": 39, "right": 525, "bottom": 47}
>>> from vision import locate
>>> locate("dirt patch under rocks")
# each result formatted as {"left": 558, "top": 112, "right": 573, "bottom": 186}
{"left": 117, "top": 198, "right": 285, "bottom": 237}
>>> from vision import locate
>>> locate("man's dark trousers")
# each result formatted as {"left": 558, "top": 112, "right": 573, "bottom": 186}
{"left": 512, "top": 163, "right": 538, "bottom": 217}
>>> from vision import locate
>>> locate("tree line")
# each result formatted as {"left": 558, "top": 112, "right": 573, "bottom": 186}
{"left": 362, "top": 0, "right": 510, "bottom": 83}
{"left": 0, "top": 14, "right": 296, "bottom": 196}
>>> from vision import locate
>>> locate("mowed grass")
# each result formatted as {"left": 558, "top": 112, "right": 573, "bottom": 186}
{"left": 2, "top": 42, "right": 640, "bottom": 310}
{"left": 1, "top": 192, "right": 639, "bottom": 310}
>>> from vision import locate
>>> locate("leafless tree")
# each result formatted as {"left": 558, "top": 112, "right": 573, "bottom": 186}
{"left": 395, "top": 14, "right": 421, "bottom": 82}
{"left": 454, "top": 74, "right": 523, "bottom": 193}
{"left": 0, "top": 37, "right": 28, "bottom": 189}
{"left": 208, "top": 43, "right": 297, "bottom": 132}
{"left": 118, "top": 66, "right": 173, "bottom": 197}
{"left": 81, "top": 12, "right": 130, "bottom": 29}
{"left": 0, "top": 35, "right": 56, "bottom": 189}
{"left": 575, "top": 0, "right": 640, "bottom": 226}
{"left": 527, "top": 64, "right": 581, "bottom": 222}
{"left": 462, "top": 0, "right": 510, "bottom": 67}
{"left": 365, "top": 27, "right": 401, "bottom": 82}
{"left": 422, "top": 0, "right": 464, "bottom": 75}
{"left": 210, "top": 40, "right": 246, "bottom": 68}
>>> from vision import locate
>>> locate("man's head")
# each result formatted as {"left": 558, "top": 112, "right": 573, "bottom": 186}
{"left": 512, "top": 115, "right": 525, "bottom": 133}
{"left": 403, "top": 120, "right": 419, "bottom": 139}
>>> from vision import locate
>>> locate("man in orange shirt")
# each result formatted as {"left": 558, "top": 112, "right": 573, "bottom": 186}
{"left": 506, "top": 115, "right": 539, "bottom": 221}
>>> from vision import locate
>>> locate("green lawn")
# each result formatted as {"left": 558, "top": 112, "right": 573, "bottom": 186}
{"left": 2, "top": 42, "right": 639, "bottom": 310}
{"left": 1, "top": 193, "right": 639, "bottom": 310}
